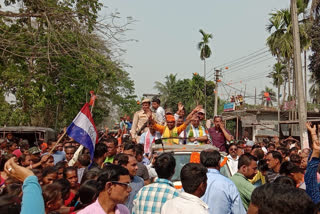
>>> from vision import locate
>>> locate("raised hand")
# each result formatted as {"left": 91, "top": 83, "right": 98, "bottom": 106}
{"left": 5, "top": 157, "right": 34, "bottom": 182}
{"left": 306, "top": 122, "right": 317, "bottom": 133}
{"left": 193, "top": 105, "right": 203, "bottom": 113}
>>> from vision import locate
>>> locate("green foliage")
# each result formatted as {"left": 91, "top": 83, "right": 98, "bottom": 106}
{"left": 154, "top": 73, "right": 219, "bottom": 118}
{"left": 0, "top": 0, "right": 137, "bottom": 129}
{"left": 309, "top": 18, "right": 320, "bottom": 103}
{"left": 198, "top": 29, "right": 213, "bottom": 60}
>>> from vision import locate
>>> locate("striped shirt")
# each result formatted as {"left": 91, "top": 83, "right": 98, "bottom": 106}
{"left": 265, "top": 170, "right": 280, "bottom": 183}
{"left": 133, "top": 178, "right": 180, "bottom": 214}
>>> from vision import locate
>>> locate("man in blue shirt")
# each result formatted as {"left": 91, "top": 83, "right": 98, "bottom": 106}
{"left": 119, "top": 154, "right": 144, "bottom": 212}
{"left": 44, "top": 140, "right": 66, "bottom": 165}
{"left": 200, "top": 149, "right": 246, "bottom": 214}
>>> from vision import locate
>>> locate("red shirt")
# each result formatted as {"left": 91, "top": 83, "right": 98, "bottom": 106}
{"left": 65, "top": 191, "right": 75, "bottom": 206}
{"left": 208, "top": 127, "right": 230, "bottom": 152}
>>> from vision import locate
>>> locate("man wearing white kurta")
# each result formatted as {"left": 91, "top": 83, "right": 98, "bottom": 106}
{"left": 227, "top": 143, "right": 239, "bottom": 176}
{"left": 161, "top": 163, "right": 209, "bottom": 214}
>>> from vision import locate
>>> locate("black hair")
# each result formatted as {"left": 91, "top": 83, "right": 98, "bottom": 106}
{"left": 238, "top": 153, "right": 257, "bottom": 169}
{"left": 117, "top": 154, "right": 132, "bottom": 166}
{"left": 65, "top": 146, "right": 76, "bottom": 152}
{"left": 277, "top": 147, "right": 289, "bottom": 157}
{"left": 200, "top": 149, "right": 221, "bottom": 168}
{"left": 94, "top": 143, "right": 107, "bottom": 159}
{"left": 78, "top": 180, "right": 98, "bottom": 205}
{"left": 152, "top": 98, "right": 160, "bottom": 105}
{"left": 42, "top": 183, "right": 62, "bottom": 209}
{"left": 290, "top": 147, "right": 299, "bottom": 153}
{"left": 253, "top": 148, "right": 265, "bottom": 161}
{"left": 6, "top": 141, "right": 17, "bottom": 150}
{"left": 96, "top": 164, "right": 129, "bottom": 192}
{"left": 180, "top": 163, "right": 207, "bottom": 194}
{"left": 135, "top": 144, "right": 144, "bottom": 156}
{"left": 105, "top": 137, "right": 118, "bottom": 147}
{"left": 280, "top": 161, "right": 303, "bottom": 176}
{"left": 18, "top": 154, "right": 30, "bottom": 165}
{"left": 113, "top": 153, "right": 123, "bottom": 164}
{"left": 0, "top": 154, "right": 14, "bottom": 171}
{"left": 18, "top": 141, "right": 29, "bottom": 152}
{"left": 228, "top": 143, "right": 238, "bottom": 153}
{"left": 153, "top": 153, "right": 176, "bottom": 179}
{"left": 80, "top": 168, "right": 102, "bottom": 184}
{"left": 123, "top": 142, "right": 135, "bottom": 152}
{"left": 1, "top": 183, "right": 22, "bottom": 198}
{"left": 53, "top": 178, "right": 71, "bottom": 200}
{"left": 78, "top": 154, "right": 91, "bottom": 167}
{"left": 42, "top": 166, "right": 58, "bottom": 178}
{"left": 63, "top": 166, "right": 77, "bottom": 179}
{"left": 251, "top": 144, "right": 261, "bottom": 150}
{"left": 267, "top": 143, "right": 275, "bottom": 149}
{"left": 54, "top": 161, "right": 66, "bottom": 171}
{"left": 268, "top": 151, "right": 283, "bottom": 163}
{"left": 290, "top": 154, "right": 301, "bottom": 165}
{"left": 274, "top": 176, "right": 296, "bottom": 187}
{"left": 251, "top": 183, "right": 317, "bottom": 214}
{"left": 258, "top": 159, "right": 269, "bottom": 172}
{"left": 31, "top": 169, "right": 42, "bottom": 182}
{"left": 0, "top": 195, "right": 21, "bottom": 214}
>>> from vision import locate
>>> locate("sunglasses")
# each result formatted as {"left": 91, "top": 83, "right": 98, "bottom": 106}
{"left": 111, "top": 181, "right": 132, "bottom": 189}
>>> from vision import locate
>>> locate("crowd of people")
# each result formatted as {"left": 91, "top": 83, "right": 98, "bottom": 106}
{"left": 0, "top": 98, "right": 320, "bottom": 214}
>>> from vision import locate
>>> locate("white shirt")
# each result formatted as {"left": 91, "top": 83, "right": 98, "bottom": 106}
{"left": 186, "top": 125, "right": 207, "bottom": 145}
{"left": 161, "top": 192, "right": 209, "bottom": 214}
{"left": 227, "top": 154, "right": 239, "bottom": 176}
{"left": 155, "top": 106, "right": 165, "bottom": 124}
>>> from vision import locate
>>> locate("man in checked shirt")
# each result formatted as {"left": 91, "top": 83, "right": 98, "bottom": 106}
{"left": 132, "top": 153, "right": 179, "bottom": 214}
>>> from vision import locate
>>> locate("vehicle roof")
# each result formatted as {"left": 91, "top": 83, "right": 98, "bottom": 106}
{"left": 0, "top": 126, "right": 55, "bottom": 132}
{"left": 152, "top": 144, "right": 227, "bottom": 155}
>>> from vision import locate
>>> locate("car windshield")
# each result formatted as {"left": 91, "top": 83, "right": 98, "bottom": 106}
{"left": 171, "top": 153, "right": 191, "bottom": 181}
{"left": 171, "top": 152, "right": 231, "bottom": 181}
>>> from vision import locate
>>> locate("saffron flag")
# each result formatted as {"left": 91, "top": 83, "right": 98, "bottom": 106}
{"left": 66, "top": 103, "right": 98, "bottom": 160}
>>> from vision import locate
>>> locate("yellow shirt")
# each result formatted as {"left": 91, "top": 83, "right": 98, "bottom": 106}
{"left": 152, "top": 123, "right": 188, "bottom": 145}
{"left": 249, "top": 171, "right": 265, "bottom": 185}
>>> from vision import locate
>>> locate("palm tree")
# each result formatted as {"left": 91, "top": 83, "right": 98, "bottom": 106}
{"left": 309, "top": 72, "right": 320, "bottom": 103}
{"left": 198, "top": 29, "right": 213, "bottom": 116}
{"left": 266, "top": 6, "right": 311, "bottom": 103}
{"left": 266, "top": 9, "right": 293, "bottom": 102}
{"left": 310, "top": 0, "right": 320, "bottom": 19}
{"left": 260, "top": 87, "right": 277, "bottom": 107}
{"left": 268, "top": 63, "right": 286, "bottom": 105}
{"left": 154, "top": 74, "right": 178, "bottom": 106}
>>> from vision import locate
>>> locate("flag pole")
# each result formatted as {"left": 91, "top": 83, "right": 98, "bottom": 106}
{"left": 48, "top": 130, "right": 67, "bottom": 155}
{"left": 69, "top": 91, "right": 96, "bottom": 166}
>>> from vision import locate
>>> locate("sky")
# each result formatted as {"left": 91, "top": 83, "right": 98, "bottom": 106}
{"left": 101, "top": 0, "right": 305, "bottom": 104}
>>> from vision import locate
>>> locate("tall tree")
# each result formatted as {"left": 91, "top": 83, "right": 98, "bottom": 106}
{"left": 0, "top": 0, "right": 137, "bottom": 128}
{"left": 266, "top": 5, "right": 310, "bottom": 103}
{"left": 268, "top": 63, "right": 286, "bottom": 106}
{"left": 308, "top": 17, "right": 320, "bottom": 103}
{"left": 154, "top": 74, "right": 178, "bottom": 106}
{"left": 154, "top": 74, "right": 216, "bottom": 117}
{"left": 198, "top": 29, "right": 213, "bottom": 116}
{"left": 260, "top": 87, "right": 277, "bottom": 107}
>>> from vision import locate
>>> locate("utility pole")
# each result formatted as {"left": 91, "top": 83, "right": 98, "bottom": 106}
{"left": 204, "top": 60, "right": 207, "bottom": 119}
{"left": 214, "top": 69, "right": 220, "bottom": 116}
{"left": 291, "top": 0, "right": 309, "bottom": 149}
{"left": 254, "top": 88, "right": 257, "bottom": 106}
